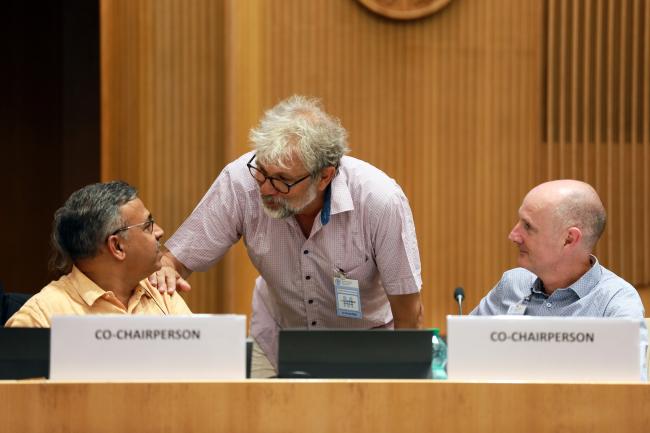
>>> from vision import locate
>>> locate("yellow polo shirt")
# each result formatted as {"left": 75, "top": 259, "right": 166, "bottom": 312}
{"left": 5, "top": 265, "right": 192, "bottom": 327}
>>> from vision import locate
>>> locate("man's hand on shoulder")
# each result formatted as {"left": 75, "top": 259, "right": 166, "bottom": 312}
{"left": 149, "top": 252, "right": 192, "bottom": 294}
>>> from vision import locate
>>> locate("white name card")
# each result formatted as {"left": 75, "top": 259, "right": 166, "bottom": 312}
{"left": 447, "top": 315, "right": 641, "bottom": 382}
{"left": 50, "top": 314, "right": 246, "bottom": 381}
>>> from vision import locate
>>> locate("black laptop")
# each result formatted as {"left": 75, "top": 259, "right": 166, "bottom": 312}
{"left": 278, "top": 329, "right": 433, "bottom": 379}
{"left": 0, "top": 327, "right": 50, "bottom": 379}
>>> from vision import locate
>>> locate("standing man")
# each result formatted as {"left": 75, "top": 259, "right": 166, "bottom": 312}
{"left": 154, "top": 95, "right": 423, "bottom": 376}
{"left": 471, "top": 180, "right": 647, "bottom": 379}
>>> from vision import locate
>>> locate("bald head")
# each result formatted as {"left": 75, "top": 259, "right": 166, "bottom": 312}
{"left": 524, "top": 180, "right": 606, "bottom": 251}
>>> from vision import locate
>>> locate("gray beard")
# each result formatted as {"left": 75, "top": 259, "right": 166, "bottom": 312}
{"left": 262, "top": 182, "right": 318, "bottom": 219}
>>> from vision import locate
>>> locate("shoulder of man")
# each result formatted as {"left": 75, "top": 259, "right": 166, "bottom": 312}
{"left": 29, "top": 275, "right": 81, "bottom": 307}
{"left": 218, "top": 152, "right": 256, "bottom": 183}
{"left": 140, "top": 279, "right": 193, "bottom": 315}
{"left": 4, "top": 278, "right": 71, "bottom": 327}
{"left": 594, "top": 266, "right": 646, "bottom": 317}
{"left": 496, "top": 268, "right": 538, "bottom": 295}
{"left": 597, "top": 265, "right": 635, "bottom": 291}
{"left": 597, "top": 265, "right": 643, "bottom": 305}
{"left": 198, "top": 151, "right": 258, "bottom": 202}
{"left": 340, "top": 155, "right": 394, "bottom": 182}
{"left": 339, "top": 156, "right": 407, "bottom": 204}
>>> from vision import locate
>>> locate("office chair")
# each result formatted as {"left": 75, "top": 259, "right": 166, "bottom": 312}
{"left": 0, "top": 281, "right": 32, "bottom": 325}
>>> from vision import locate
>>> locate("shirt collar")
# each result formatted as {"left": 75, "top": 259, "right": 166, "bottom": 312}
{"left": 530, "top": 255, "right": 601, "bottom": 299}
{"left": 567, "top": 255, "right": 601, "bottom": 298}
{"left": 68, "top": 265, "right": 153, "bottom": 307}
{"left": 328, "top": 165, "right": 354, "bottom": 216}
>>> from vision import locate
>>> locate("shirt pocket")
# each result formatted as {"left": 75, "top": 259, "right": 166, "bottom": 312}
{"left": 339, "top": 258, "right": 378, "bottom": 291}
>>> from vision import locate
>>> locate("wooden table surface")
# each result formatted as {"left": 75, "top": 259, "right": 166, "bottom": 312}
{"left": 2, "top": 379, "right": 649, "bottom": 433}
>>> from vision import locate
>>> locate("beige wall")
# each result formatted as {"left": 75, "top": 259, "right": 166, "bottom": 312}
{"left": 101, "top": 0, "right": 650, "bottom": 329}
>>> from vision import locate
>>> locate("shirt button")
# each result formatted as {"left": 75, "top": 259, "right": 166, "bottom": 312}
{"left": 546, "top": 302, "right": 552, "bottom": 308}
{"left": 308, "top": 299, "right": 313, "bottom": 304}
{"left": 305, "top": 276, "right": 311, "bottom": 280}
{"left": 311, "top": 321, "right": 317, "bottom": 326}
{"left": 303, "top": 250, "right": 309, "bottom": 254}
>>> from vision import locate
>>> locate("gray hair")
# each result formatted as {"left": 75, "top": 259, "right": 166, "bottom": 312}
{"left": 50, "top": 181, "right": 137, "bottom": 274}
{"left": 554, "top": 188, "right": 607, "bottom": 251}
{"left": 249, "top": 95, "right": 350, "bottom": 175}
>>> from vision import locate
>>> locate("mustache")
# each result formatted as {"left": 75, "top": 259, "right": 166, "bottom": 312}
{"left": 262, "top": 195, "right": 286, "bottom": 205}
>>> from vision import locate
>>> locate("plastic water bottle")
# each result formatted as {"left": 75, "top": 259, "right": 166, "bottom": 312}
{"left": 431, "top": 328, "right": 448, "bottom": 380}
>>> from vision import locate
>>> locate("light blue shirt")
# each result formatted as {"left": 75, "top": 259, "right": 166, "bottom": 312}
{"left": 471, "top": 256, "right": 648, "bottom": 380}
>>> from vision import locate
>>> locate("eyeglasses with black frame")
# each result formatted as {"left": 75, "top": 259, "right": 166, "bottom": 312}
{"left": 246, "top": 154, "right": 311, "bottom": 194}
{"left": 111, "top": 216, "right": 155, "bottom": 236}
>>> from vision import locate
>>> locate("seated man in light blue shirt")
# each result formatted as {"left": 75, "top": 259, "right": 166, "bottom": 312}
{"left": 471, "top": 180, "right": 647, "bottom": 380}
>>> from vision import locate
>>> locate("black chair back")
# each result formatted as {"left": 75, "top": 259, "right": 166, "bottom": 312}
{"left": 0, "top": 282, "right": 32, "bottom": 325}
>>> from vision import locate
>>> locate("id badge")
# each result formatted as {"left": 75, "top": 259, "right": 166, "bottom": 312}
{"left": 334, "top": 276, "right": 362, "bottom": 319}
{"left": 507, "top": 302, "right": 527, "bottom": 315}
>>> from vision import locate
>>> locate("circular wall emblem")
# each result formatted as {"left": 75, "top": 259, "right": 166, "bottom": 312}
{"left": 356, "top": 0, "right": 453, "bottom": 20}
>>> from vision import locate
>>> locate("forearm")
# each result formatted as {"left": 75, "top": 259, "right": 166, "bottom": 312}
{"left": 393, "top": 307, "right": 423, "bottom": 328}
{"left": 389, "top": 292, "right": 424, "bottom": 329}
{"left": 161, "top": 250, "right": 192, "bottom": 279}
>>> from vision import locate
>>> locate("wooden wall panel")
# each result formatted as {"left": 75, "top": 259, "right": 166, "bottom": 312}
{"left": 541, "top": 0, "right": 650, "bottom": 308}
{"left": 220, "top": 0, "right": 266, "bottom": 316}
{"left": 102, "top": 0, "right": 649, "bottom": 331}
{"left": 2, "top": 1, "right": 100, "bottom": 294}
{"left": 101, "top": 0, "right": 228, "bottom": 313}
{"left": 225, "top": 0, "right": 539, "bottom": 329}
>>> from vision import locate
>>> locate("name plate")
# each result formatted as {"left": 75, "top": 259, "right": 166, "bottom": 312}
{"left": 50, "top": 314, "right": 245, "bottom": 380}
{"left": 447, "top": 315, "right": 641, "bottom": 381}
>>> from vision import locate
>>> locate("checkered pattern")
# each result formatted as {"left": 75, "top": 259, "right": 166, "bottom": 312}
{"left": 166, "top": 152, "right": 422, "bottom": 367}
{"left": 471, "top": 256, "right": 648, "bottom": 380}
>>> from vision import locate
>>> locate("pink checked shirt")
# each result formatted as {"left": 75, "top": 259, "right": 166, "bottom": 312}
{"left": 166, "top": 152, "right": 422, "bottom": 367}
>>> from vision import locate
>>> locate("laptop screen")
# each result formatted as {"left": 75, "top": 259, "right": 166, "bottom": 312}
{"left": 278, "top": 329, "right": 433, "bottom": 379}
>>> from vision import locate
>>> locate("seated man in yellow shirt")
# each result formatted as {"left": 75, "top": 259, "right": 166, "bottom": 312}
{"left": 6, "top": 181, "right": 191, "bottom": 327}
